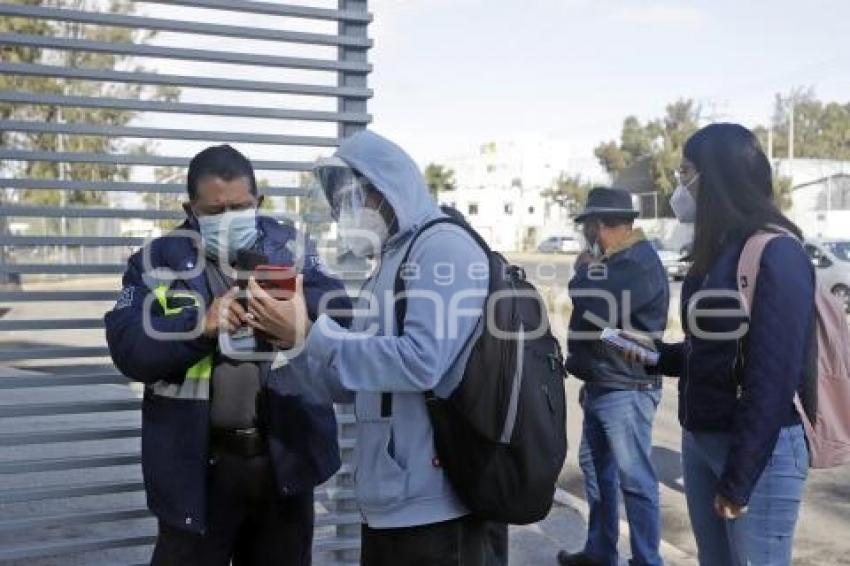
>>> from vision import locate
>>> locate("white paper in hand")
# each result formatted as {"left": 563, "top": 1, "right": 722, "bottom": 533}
{"left": 600, "top": 328, "right": 659, "bottom": 365}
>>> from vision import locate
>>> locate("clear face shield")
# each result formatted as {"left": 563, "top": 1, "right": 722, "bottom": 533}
{"left": 310, "top": 157, "right": 364, "bottom": 219}
{"left": 309, "top": 157, "right": 389, "bottom": 258}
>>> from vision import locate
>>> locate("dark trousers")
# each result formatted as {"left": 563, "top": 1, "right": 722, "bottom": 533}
{"left": 150, "top": 452, "right": 313, "bottom": 566}
{"left": 484, "top": 522, "right": 509, "bottom": 566}
{"left": 360, "top": 516, "right": 488, "bottom": 566}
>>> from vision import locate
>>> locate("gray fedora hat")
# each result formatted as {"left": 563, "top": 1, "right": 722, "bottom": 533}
{"left": 574, "top": 187, "right": 639, "bottom": 223}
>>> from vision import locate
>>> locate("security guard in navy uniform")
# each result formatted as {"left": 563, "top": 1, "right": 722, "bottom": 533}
{"left": 105, "top": 145, "right": 351, "bottom": 566}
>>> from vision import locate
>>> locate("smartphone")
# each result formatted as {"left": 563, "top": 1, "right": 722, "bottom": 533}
{"left": 254, "top": 264, "right": 297, "bottom": 296}
{"left": 600, "top": 327, "right": 659, "bottom": 365}
{"left": 235, "top": 250, "right": 269, "bottom": 307}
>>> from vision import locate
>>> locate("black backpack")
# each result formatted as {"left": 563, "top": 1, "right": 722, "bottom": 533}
{"left": 388, "top": 216, "right": 568, "bottom": 524}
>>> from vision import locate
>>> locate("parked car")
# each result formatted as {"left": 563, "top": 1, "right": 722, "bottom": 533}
{"left": 651, "top": 238, "right": 690, "bottom": 280}
{"left": 804, "top": 239, "right": 850, "bottom": 313}
{"left": 538, "top": 235, "right": 581, "bottom": 254}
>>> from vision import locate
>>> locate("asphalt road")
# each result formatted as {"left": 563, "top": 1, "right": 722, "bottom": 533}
{"left": 510, "top": 252, "right": 850, "bottom": 566}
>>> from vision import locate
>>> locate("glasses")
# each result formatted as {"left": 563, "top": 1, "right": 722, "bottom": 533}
{"left": 675, "top": 166, "right": 698, "bottom": 184}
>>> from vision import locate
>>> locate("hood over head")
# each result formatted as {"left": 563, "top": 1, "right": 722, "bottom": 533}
{"left": 333, "top": 130, "right": 438, "bottom": 239}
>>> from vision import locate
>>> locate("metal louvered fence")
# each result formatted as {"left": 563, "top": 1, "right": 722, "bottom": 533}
{"left": 0, "top": 1, "right": 369, "bottom": 563}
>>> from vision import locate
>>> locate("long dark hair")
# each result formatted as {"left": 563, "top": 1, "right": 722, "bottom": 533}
{"left": 684, "top": 123, "right": 802, "bottom": 275}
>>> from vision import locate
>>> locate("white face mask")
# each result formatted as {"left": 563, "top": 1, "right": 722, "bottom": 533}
{"left": 338, "top": 202, "right": 389, "bottom": 257}
{"left": 196, "top": 208, "right": 258, "bottom": 263}
{"left": 590, "top": 241, "right": 602, "bottom": 258}
{"left": 670, "top": 174, "right": 699, "bottom": 223}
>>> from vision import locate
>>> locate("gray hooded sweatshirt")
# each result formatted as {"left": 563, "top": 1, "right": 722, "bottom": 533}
{"left": 297, "top": 130, "right": 488, "bottom": 528}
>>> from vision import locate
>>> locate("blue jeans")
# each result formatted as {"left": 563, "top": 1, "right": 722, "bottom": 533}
{"left": 579, "top": 386, "right": 662, "bottom": 566}
{"left": 682, "top": 425, "right": 808, "bottom": 566}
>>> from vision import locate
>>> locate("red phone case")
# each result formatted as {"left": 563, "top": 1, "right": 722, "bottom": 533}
{"left": 255, "top": 265, "right": 296, "bottom": 295}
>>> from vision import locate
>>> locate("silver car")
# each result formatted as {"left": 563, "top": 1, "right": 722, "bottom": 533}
{"left": 651, "top": 239, "right": 690, "bottom": 281}
{"left": 804, "top": 239, "right": 850, "bottom": 312}
{"left": 538, "top": 235, "right": 582, "bottom": 254}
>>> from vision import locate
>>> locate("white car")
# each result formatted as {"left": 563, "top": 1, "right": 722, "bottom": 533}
{"left": 804, "top": 239, "right": 850, "bottom": 312}
{"left": 538, "top": 235, "right": 582, "bottom": 254}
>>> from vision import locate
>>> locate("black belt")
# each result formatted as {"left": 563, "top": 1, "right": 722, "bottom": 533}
{"left": 631, "top": 379, "right": 662, "bottom": 391}
{"left": 210, "top": 427, "right": 268, "bottom": 458}
{"left": 579, "top": 377, "right": 663, "bottom": 391}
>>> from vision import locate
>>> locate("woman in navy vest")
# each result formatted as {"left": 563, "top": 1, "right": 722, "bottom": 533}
{"left": 625, "top": 123, "right": 814, "bottom": 566}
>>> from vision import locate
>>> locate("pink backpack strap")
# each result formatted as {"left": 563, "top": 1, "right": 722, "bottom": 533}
{"left": 736, "top": 226, "right": 796, "bottom": 315}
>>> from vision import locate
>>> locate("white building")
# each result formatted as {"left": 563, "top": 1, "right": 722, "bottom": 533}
{"left": 790, "top": 173, "right": 850, "bottom": 240}
{"left": 434, "top": 139, "right": 607, "bottom": 251}
{"left": 442, "top": 138, "right": 607, "bottom": 191}
{"left": 773, "top": 158, "right": 850, "bottom": 187}
{"left": 440, "top": 185, "right": 571, "bottom": 252}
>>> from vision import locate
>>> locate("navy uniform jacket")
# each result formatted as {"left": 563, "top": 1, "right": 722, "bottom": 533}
{"left": 657, "top": 233, "right": 814, "bottom": 506}
{"left": 566, "top": 230, "right": 670, "bottom": 389}
{"left": 104, "top": 215, "right": 351, "bottom": 534}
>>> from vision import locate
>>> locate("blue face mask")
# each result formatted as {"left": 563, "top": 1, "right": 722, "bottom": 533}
{"left": 195, "top": 208, "right": 258, "bottom": 263}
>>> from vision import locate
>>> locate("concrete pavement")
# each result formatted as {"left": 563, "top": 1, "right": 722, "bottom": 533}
{"left": 4, "top": 260, "right": 850, "bottom": 564}
{"left": 0, "top": 361, "right": 691, "bottom": 565}
{"left": 328, "top": 498, "right": 696, "bottom": 565}
{"left": 510, "top": 253, "right": 850, "bottom": 566}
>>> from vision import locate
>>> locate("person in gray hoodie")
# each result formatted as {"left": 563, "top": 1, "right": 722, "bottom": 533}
{"left": 243, "top": 130, "right": 491, "bottom": 565}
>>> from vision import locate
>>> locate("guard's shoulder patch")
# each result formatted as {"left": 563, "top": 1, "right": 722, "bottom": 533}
{"left": 114, "top": 286, "right": 134, "bottom": 310}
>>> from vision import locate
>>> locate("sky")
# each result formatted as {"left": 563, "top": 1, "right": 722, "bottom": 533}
{"left": 365, "top": 0, "right": 850, "bottom": 172}
{"left": 128, "top": 0, "right": 850, "bottom": 180}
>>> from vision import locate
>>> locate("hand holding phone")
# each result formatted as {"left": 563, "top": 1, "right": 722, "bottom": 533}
{"left": 238, "top": 265, "right": 297, "bottom": 349}
{"left": 246, "top": 274, "right": 310, "bottom": 349}
{"left": 600, "top": 328, "right": 659, "bottom": 366}
{"left": 254, "top": 265, "right": 297, "bottom": 298}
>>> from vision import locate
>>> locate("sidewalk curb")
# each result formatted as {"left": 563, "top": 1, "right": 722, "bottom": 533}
{"left": 554, "top": 488, "right": 697, "bottom": 565}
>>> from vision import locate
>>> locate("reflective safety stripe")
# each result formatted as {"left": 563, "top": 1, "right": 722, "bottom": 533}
{"left": 152, "top": 374, "right": 210, "bottom": 400}
{"left": 153, "top": 284, "right": 200, "bottom": 316}
{"left": 149, "top": 283, "right": 213, "bottom": 399}
{"left": 186, "top": 355, "right": 212, "bottom": 380}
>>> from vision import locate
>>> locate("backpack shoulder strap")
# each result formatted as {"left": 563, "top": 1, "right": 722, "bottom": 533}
{"left": 393, "top": 216, "right": 489, "bottom": 332}
{"left": 736, "top": 229, "right": 791, "bottom": 315}
{"left": 381, "top": 217, "right": 488, "bottom": 417}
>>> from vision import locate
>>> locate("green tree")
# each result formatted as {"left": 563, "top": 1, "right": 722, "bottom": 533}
{"left": 750, "top": 90, "right": 850, "bottom": 210}
{"left": 1, "top": 0, "right": 180, "bottom": 208}
{"left": 594, "top": 99, "right": 701, "bottom": 215}
{"left": 0, "top": 1, "right": 57, "bottom": 280}
{"left": 141, "top": 165, "right": 186, "bottom": 231}
{"left": 774, "top": 175, "right": 794, "bottom": 211}
{"left": 423, "top": 163, "right": 456, "bottom": 198}
{"left": 754, "top": 89, "right": 850, "bottom": 161}
{"left": 542, "top": 172, "right": 593, "bottom": 215}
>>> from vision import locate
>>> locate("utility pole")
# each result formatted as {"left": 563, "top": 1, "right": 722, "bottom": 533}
{"left": 826, "top": 175, "right": 832, "bottom": 212}
{"left": 788, "top": 100, "right": 795, "bottom": 180}
{"left": 767, "top": 128, "right": 774, "bottom": 162}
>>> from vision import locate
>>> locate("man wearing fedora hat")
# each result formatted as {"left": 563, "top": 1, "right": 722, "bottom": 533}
{"left": 558, "top": 188, "right": 669, "bottom": 566}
